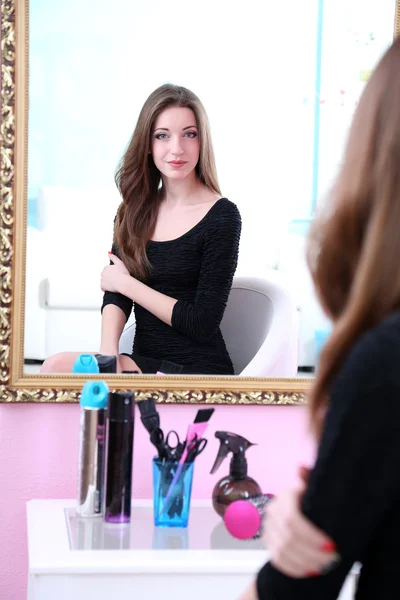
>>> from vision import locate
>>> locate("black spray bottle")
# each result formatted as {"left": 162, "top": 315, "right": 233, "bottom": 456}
{"left": 96, "top": 355, "right": 118, "bottom": 374}
{"left": 104, "top": 391, "right": 135, "bottom": 524}
{"left": 210, "top": 431, "right": 262, "bottom": 517}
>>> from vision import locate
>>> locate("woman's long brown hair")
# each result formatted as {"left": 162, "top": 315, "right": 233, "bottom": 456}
{"left": 114, "top": 84, "right": 221, "bottom": 280}
{"left": 307, "top": 36, "right": 400, "bottom": 435}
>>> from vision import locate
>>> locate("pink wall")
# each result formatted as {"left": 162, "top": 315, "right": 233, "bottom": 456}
{"left": 0, "top": 402, "right": 313, "bottom": 600}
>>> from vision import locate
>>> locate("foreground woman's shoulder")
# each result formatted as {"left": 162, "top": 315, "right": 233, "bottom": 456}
{"left": 335, "top": 310, "right": 400, "bottom": 392}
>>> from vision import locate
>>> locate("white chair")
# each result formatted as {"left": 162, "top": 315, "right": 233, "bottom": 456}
{"left": 119, "top": 322, "right": 136, "bottom": 356}
{"left": 220, "top": 276, "right": 298, "bottom": 376}
{"left": 119, "top": 276, "right": 299, "bottom": 377}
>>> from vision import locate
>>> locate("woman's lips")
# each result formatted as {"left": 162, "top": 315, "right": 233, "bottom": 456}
{"left": 168, "top": 161, "right": 186, "bottom": 168}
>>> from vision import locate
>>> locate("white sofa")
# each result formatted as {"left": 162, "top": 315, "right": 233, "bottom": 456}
{"left": 24, "top": 186, "right": 329, "bottom": 367}
{"left": 24, "top": 185, "right": 134, "bottom": 360}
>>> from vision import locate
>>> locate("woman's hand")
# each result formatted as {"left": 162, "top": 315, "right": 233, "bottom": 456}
{"left": 107, "top": 252, "right": 130, "bottom": 275}
{"left": 101, "top": 266, "right": 125, "bottom": 293}
{"left": 263, "top": 479, "right": 339, "bottom": 578}
{"left": 101, "top": 253, "right": 130, "bottom": 293}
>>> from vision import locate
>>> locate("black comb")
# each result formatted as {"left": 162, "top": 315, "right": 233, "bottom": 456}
{"left": 138, "top": 398, "right": 160, "bottom": 433}
{"left": 194, "top": 408, "right": 215, "bottom": 423}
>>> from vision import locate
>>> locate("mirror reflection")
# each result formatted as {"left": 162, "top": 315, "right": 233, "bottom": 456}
{"left": 24, "top": 0, "right": 397, "bottom": 377}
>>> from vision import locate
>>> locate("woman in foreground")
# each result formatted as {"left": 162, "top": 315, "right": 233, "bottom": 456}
{"left": 241, "top": 35, "right": 400, "bottom": 600}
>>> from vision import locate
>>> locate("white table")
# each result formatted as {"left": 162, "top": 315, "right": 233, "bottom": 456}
{"left": 27, "top": 499, "right": 357, "bottom": 600}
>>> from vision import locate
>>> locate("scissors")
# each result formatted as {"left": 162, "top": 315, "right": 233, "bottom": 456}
{"left": 150, "top": 428, "right": 185, "bottom": 461}
{"left": 185, "top": 437, "right": 208, "bottom": 463}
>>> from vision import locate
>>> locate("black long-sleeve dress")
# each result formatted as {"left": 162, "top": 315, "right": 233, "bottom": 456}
{"left": 257, "top": 311, "right": 400, "bottom": 599}
{"left": 101, "top": 198, "right": 242, "bottom": 374}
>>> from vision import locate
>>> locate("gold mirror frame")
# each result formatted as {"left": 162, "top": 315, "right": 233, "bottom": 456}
{"left": 1, "top": 0, "right": 399, "bottom": 404}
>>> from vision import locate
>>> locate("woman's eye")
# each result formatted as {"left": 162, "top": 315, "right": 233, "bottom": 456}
{"left": 155, "top": 133, "right": 168, "bottom": 140}
{"left": 185, "top": 131, "right": 197, "bottom": 138}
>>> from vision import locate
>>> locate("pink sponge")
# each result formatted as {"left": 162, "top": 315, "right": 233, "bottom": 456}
{"left": 224, "top": 500, "right": 262, "bottom": 540}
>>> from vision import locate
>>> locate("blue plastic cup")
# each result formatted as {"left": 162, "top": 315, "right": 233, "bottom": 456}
{"left": 152, "top": 459, "right": 194, "bottom": 528}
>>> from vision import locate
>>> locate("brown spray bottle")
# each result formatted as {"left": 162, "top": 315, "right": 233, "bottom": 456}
{"left": 210, "top": 431, "right": 262, "bottom": 517}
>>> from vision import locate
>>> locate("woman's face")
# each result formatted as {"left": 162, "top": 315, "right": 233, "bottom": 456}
{"left": 151, "top": 106, "right": 200, "bottom": 181}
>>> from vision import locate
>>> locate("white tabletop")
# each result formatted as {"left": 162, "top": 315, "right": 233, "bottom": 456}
{"left": 27, "top": 500, "right": 359, "bottom": 600}
{"left": 27, "top": 499, "right": 267, "bottom": 576}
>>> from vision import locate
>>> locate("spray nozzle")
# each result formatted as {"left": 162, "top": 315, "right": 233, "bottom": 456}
{"left": 210, "top": 431, "right": 255, "bottom": 478}
{"left": 80, "top": 381, "right": 109, "bottom": 409}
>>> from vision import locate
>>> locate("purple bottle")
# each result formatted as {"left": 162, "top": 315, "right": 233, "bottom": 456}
{"left": 104, "top": 391, "right": 135, "bottom": 524}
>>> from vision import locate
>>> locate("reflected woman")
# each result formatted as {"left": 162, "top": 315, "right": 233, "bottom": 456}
{"left": 41, "top": 84, "right": 241, "bottom": 375}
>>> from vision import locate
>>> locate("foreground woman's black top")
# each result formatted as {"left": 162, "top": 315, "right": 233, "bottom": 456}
{"left": 257, "top": 311, "right": 400, "bottom": 599}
